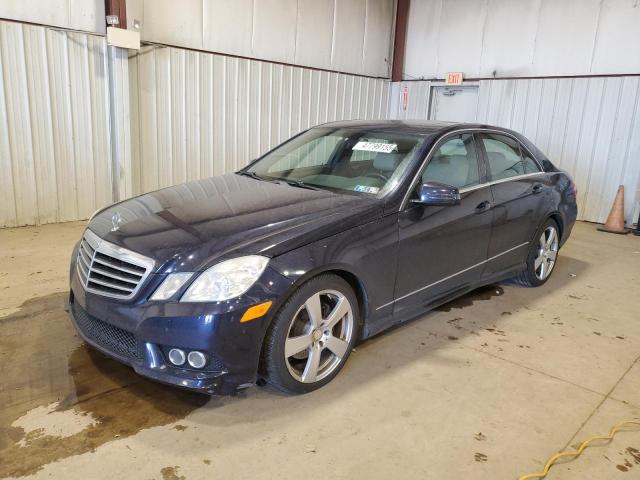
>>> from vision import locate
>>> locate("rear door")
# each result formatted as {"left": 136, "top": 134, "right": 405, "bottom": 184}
{"left": 477, "top": 132, "right": 549, "bottom": 280}
{"left": 392, "top": 133, "right": 493, "bottom": 320}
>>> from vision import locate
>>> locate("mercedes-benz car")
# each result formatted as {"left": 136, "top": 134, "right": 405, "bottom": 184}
{"left": 67, "top": 120, "right": 577, "bottom": 394}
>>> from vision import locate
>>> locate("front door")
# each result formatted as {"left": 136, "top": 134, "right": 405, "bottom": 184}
{"left": 393, "top": 133, "right": 493, "bottom": 321}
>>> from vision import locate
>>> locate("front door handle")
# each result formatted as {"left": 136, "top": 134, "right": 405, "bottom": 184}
{"left": 475, "top": 200, "right": 491, "bottom": 213}
{"left": 532, "top": 184, "right": 544, "bottom": 194}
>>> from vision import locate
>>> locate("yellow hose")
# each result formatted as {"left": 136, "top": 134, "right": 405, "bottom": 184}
{"left": 518, "top": 420, "right": 640, "bottom": 480}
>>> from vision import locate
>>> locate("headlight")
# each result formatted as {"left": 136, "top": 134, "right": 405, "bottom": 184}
{"left": 181, "top": 256, "right": 269, "bottom": 302}
{"left": 150, "top": 273, "right": 194, "bottom": 300}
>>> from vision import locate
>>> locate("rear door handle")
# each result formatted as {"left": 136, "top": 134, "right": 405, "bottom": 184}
{"left": 532, "top": 184, "right": 544, "bottom": 194}
{"left": 475, "top": 200, "right": 491, "bottom": 213}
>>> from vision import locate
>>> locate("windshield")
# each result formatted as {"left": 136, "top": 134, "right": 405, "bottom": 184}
{"left": 245, "top": 127, "right": 428, "bottom": 196}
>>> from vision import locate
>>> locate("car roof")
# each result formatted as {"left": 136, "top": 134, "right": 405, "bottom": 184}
{"left": 314, "top": 119, "right": 512, "bottom": 136}
{"left": 310, "top": 119, "right": 554, "bottom": 170}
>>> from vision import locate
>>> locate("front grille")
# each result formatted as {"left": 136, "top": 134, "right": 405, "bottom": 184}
{"left": 76, "top": 229, "right": 154, "bottom": 300}
{"left": 72, "top": 301, "right": 141, "bottom": 360}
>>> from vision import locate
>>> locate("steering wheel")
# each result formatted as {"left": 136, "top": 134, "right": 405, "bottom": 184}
{"left": 363, "top": 172, "right": 389, "bottom": 183}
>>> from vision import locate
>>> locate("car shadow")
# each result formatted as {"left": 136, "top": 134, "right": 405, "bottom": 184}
{"left": 0, "top": 254, "right": 589, "bottom": 474}
{"left": 228, "top": 253, "right": 590, "bottom": 404}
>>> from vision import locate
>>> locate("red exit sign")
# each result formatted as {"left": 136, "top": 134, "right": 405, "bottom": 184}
{"left": 446, "top": 72, "right": 464, "bottom": 85}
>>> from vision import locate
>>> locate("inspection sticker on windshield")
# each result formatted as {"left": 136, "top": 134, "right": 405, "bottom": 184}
{"left": 354, "top": 185, "right": 380, "bottom": 194}
{"left": 352, "top": 141, "right": 397, "bottom": 153}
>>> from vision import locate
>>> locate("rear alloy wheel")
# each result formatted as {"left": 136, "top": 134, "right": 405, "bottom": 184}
{"left": 262, "top": 275, "right": 358, "bottom": 394}
{"left": 512, "top": 218, "right": 560, "bottom": 287}
{"left": 534, "top": 225, "right": 559, "bottom": 281}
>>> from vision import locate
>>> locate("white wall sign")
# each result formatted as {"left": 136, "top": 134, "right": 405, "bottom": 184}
{"left": 107, "top": 27, "right": 141, "bottom": 50}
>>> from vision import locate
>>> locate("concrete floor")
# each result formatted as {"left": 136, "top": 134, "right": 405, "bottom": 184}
{"left": 1, "top": 221, "right": 639, "bottom": 480}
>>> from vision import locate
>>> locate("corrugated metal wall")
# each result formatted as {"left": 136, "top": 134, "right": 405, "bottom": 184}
{"left": 477, "top": 77, "right": 640, "bottom": 225}
{"left": 126, "top": 0, "right": 395, "bottom": 78}
{"left": 0, "top": 0, "right": 105, "bottom": 34}
{"left": 0, "top": 21, "right": 390, "bottom": 227}
{"left": 0, "top": 20, "right": 113, "bottom": 228}
{"left": 390, "top": 78, "right": 640, "bottom": 225}
{"left": 404, "top": 0, "right": 640, "bottom": 79}
{"left": 389, "top": 81, "right": 432, "bottom": 120}
{"left": 128, "top": 45, "right": 390, "bottom": 195}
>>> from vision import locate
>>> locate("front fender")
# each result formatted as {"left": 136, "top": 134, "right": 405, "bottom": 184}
{"left": 268, "top": 213, "right": 399, "bottom": 338}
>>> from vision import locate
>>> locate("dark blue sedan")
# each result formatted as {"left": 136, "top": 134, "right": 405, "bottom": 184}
{"left": 68, "top": 120, "right": 577, "bottom": 394}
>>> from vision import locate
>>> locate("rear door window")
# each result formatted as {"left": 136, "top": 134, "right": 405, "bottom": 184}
{"left": 521, "top": 149, "right": 542, "bottom": 174}
{"left": 480, "top": 133, "right": 540, "bottom": 180}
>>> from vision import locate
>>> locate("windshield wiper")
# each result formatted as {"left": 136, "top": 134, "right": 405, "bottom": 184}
{"left": 238, "top": 171, "right": 321, "bottom": 190}
{"left": 276, "top": 179, "right": 322, "bottom": 191}
{"left": 236, "top": 170, "right": 267, "bottom": 181}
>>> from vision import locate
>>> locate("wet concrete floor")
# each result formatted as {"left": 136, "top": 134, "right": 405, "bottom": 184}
{"left": 1, "top": 220, "right": 640, "bottom": 479}
{"left": 0, "top": 282, "right": 507, "bottom": 478}
{"left": 0, "top": 292, "right": 208, "bottom": 478}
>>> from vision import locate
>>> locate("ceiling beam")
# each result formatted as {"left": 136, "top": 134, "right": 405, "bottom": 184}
{"left": 391, "top": 0, "right": 409, "bottom": 82}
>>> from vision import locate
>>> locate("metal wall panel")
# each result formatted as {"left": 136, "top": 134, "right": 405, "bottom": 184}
{"left": 108, "top": 45, "right": 134, "bottom": 200}
{"left": 128, "top": 45, "right": 390, "bottom": 196}
{"left": 390, "top": 77, "right": 640, "bottom": 225}
{"left": 0, "top": 0, "right": 105, "bottom": 34}
{"left": 0, "top": 20, "right": 113, "bottom": 227}
{"left": 389, "top": 81, "right": 432, "bottom": 120}
{"left": 1, "top": 19, "right": 390, "bottom": 228}
{"left": 404, "top": 0, "right": 640, "bottom": 79}
{"left": 126, "top": 0, "right": 395, "bottom": 77}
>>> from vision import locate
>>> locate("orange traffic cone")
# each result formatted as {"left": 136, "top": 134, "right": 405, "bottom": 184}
{"left": 598, "top": 185, "right": 628, "bottom": 234}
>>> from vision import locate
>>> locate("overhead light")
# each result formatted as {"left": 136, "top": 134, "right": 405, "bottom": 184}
{"left": 106, "top": 15, "right": 119, "bottom": 26}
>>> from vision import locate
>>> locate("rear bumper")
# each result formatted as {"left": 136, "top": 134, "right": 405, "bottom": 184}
{"left": 560, "top": 200, "right": 578, "bottom": 247}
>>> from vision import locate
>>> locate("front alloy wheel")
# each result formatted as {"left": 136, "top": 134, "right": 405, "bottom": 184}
{"left": 284, "top": 290, "right": 354, "bottom": 383}
{"left": 262, "top": 274, "right": 358, "bottom": 394}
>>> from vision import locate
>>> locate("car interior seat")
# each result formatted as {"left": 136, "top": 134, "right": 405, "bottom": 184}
{"left": 487, "top": 151, "right": 523, "bottom": 178}
{"left": 372, "top": 152, "right": 404, "bottom": 178}
{"left": 422, "top": 154, "right": 471, "bottom": 187}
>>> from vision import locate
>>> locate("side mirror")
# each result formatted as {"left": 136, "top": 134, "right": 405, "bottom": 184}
{"left": 411, "top": 182, "right": 461, "bottom": 206}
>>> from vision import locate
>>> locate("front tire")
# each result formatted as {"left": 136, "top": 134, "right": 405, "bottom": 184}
{"left": 261, "top": 274, "right": 359, "bottom": 394}
{"left": 513, "top": 218, "right": 560, "bottom": 287}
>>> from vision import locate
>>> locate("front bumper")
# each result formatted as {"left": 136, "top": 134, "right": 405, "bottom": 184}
{"left": 67, "top": 245, "right": 293, "bottom": 394}
{"left": 67, "top": 297, "right": 228, "bottom": 392}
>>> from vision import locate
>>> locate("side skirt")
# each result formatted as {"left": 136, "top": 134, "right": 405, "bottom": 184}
{"left": 359, "top": 265, "right": 524, "bottom": 340}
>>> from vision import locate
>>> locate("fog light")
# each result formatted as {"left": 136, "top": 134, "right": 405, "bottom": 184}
{"left": 187, "top": 351, "right": 207, "bottom": 369}
{"left": 168, "top": 348, "right": 186, "bottom": 366}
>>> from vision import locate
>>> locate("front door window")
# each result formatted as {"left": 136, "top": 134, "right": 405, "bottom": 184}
{"left": 421, "top": 134, "right": 481, "bottom": 189}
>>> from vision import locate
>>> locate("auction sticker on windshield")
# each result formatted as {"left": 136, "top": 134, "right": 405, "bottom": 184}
{"left": 352, "top": 141, "right": 398, "bottom": 153}
{"left": 353, "top": 185, "right": 380, "bottom": 194}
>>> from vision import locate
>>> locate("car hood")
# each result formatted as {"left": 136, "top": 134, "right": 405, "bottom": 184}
{"left": 88, "top": 174, "right": 383, "bottom": 273}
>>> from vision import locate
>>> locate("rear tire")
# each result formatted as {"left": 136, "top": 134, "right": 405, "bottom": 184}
{"left": 512, "top": 218, "right": 560, "bottom": 287}
{"left": 261, "top": 274, "right": 359, "bottom": 394}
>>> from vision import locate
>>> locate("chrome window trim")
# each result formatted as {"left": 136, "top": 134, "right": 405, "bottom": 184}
{"left": 375, "top": 241, "right": 529, "bottom": 311}
{"left": 76, "top": 229, "right": 155, "bottom": 300}
{"left": 400, "top": 127, "right": 544, "bottom": 210}
{"left": 457, "top": 171, "right": 545, "bottom": 194}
